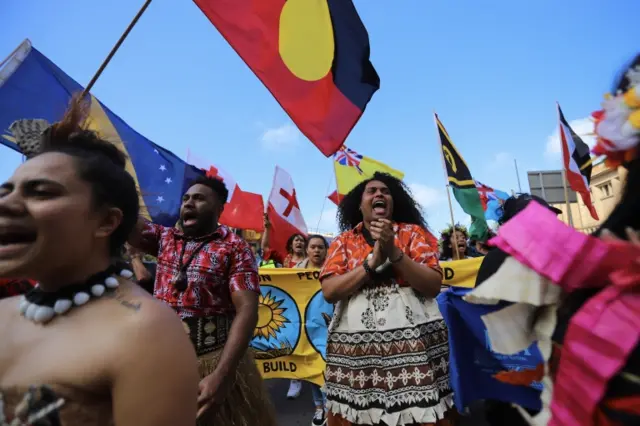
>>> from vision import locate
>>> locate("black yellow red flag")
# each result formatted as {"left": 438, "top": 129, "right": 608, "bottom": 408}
{"left": 194, "top": 0, "right": 380, "bottom": 157}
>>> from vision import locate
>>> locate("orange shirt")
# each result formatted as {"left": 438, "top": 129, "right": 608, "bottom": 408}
{"left": 320, "top": 222, "right": 442, "bottom": 284}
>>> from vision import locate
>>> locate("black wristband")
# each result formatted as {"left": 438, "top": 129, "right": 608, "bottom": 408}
{"left": 362, "top": 259, "right": 377, "bottom": 278}
{"left": 390, "top": 251, "right": 404, "bottom": 264}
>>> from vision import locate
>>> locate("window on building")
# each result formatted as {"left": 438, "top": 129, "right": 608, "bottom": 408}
{"left": 597, "top": 181, "right": 613, "bottom": 199}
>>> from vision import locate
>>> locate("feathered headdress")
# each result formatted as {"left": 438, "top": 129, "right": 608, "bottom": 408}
{"left": 8, "top": 119, "right": 50, "bottom": 159}
{"left": 8, "top": 94, "right": 89, "bottom": 159}
{"left": 592, "top": 55, "right": 640, "bottom": 167}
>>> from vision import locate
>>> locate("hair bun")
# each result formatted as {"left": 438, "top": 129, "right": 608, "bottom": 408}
{"left": 66, "top": 130, "right": 128, "bottom": 170}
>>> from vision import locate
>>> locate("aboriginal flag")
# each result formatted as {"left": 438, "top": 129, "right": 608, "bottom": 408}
{"left": 194, "top": 0, "right": 380, "bottom": 157}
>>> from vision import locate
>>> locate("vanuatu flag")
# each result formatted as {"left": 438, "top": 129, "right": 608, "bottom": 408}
{"left": 194, "top": 0, "right": 380, "bottom": 157}
{"left": 0, "top": 40, "right": 204, "bottom": 227}
{"left": 435, "top": 113, "right": 489, "bottom": 241}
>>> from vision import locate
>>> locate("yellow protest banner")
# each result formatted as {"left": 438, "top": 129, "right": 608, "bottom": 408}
{"left": 252, "top": 259, "right": 480, "bottom": 385}
{"left": 251, "top": 269, "right": 332, "bottom": 387}
{"left": 441, "top": 257, "right": 482, "bottom": 288}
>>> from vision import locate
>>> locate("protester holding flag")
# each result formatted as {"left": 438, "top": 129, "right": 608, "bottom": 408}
{"left": 473, "top": 195, "right": 559, "bottom": 426}
{"left": 261, "top": 214, "right": 306, "bottom": 269}
{"left": 0, "top": 100, "right": 199, "bottom": 425}
{"left": 262, "top": 166, "right": 309, "bottom": 269}
{"left": 468, "top": 231, "right": 495, "bottom": 257}
{"left": 460, "top": 55, "right": 640, "bottom": 424}
{"left": 129, "top": 175, "right": 277, "bottom": 426}
{"left": 319, "top": 172, "right": 456, "bottom": 426}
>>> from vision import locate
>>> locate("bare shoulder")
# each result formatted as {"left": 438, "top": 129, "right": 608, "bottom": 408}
{"left": 0, "top": 296, "right": 19, "bottom": 324}
{"left": 104, "top": 281, "right": 188, "bottom": 339}
{"left": 100, "top": 281, "right": 197, "bottom": 371}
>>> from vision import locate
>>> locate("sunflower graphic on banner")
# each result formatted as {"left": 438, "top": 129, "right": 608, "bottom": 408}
{"left": 250, "top": 259, "right": 482, "bottom": 386}
{"left": 251, "top": 269, "right": 333, "bottom": 387}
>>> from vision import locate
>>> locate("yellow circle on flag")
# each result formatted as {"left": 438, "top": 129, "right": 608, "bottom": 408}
{"left": 279, "top": 0, "right": 335, "bottom": 81}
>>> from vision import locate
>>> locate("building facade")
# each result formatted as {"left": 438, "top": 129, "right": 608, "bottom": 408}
{"left": 549, "top": 161, "right": 626, "bottom": 233}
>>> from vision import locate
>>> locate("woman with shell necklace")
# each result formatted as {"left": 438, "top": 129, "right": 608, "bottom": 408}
{"left": 0, "top": 98, "right": 199, "bottom": 426}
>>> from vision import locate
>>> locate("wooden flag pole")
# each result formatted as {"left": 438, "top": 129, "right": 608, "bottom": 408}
{"left": 82, "top": 0, "right": 153, "bottom": 96}
{"left": 433, "top": 113, "right": 460, "bottom": 260}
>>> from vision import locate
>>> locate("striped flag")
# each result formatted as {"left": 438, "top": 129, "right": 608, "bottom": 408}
{"left": 557, "top": 104, "right": 599, "bottom": 220}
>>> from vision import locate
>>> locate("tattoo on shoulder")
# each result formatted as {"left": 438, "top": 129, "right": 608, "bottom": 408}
{"left": 105, "top": 288, "right": 142, "bottom": 312}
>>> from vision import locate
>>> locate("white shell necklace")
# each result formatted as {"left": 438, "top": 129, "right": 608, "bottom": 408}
{"left": 18, "top": 265, "right": 134, "bottom": 324}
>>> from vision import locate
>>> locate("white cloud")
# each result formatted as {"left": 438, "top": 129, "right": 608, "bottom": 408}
{"left": 492, "top": 151, "right": 512, "bottom": 166}
{"left": 308, "top": 207, "right": 338, "bottom": 235}
{"left": 260, "top": 123, "right": 301, "bottom": 150}
{"left": 545, "top": 116, "right": 596, "bottom": 157}
{"left": 408, "top": 183, "right": 443, "bottom": 209}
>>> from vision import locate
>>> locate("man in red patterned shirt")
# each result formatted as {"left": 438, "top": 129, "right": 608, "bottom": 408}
{"left": 129, "top": 176, "right": 276, "bottom": 426}
{"left": 0, "top": 278, "right": 34, "bottom": 299}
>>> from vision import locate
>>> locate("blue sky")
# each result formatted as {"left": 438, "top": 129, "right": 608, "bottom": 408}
{"left": 1, "top": 0, "right": 637, "bottom": 235}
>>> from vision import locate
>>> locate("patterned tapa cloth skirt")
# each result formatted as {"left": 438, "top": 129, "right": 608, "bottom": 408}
{"left": 324, "top": 283, "right": 456, "bottom": 426}
{"left": 183, "top": 316, "right": 278, "bottom": 426}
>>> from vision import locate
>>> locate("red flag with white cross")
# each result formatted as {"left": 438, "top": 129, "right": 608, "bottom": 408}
{"left": 187, "top": 149, "right": 264, "bottom": 231}
{"left": 266, "top": 166, "right": 308, "bottom": 260}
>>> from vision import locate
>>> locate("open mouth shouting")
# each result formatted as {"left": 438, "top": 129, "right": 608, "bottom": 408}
{"left": 372, "top": 199, "right": 388, "bottom": 217}
{"left": 0, "top": 225, "right": 37, "bottom": 259}
{"left": 181, "top": 210, "right": 199, "bottom": 229}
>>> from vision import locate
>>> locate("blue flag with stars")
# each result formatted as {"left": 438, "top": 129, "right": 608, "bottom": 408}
{"left": 0, "top": 40, "right": 203, "bottom": 226}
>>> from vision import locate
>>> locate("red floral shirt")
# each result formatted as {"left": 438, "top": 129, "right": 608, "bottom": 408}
{"left": 320, "top": 222, "right": 442, "bottom": 284}
{"left": 138, "top": 222, "right": 260, "bottom": 318}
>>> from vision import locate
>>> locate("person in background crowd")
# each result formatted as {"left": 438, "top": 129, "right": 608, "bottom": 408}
{"left": 535, "top": 55, "right": 640, "bottom": 425}
{"left": 295, "top": 234, "right": 330, "bottom": 426}
{"left": 473, "top": 194, "right": 561, "bottom": 426}
{"left": 476, "top": 194, "right": 561, "bottom": 288}
{"left": 126, "top": 243, "right": 156, "bottom": 294}
{"left": 0, "top": 99, "right": 199, "bottom": 425}
{"left": 0, "top": 278, "right": 34, "bottom": 300}
{"left": 468, "top": 230, "right": 495, "bottom": 257}
{"left": 129, "top": 175, "right": 277, "bottom": 426}
{"left": 249, "top": 243, "right": 262, "bottom": 268}
{"left": 440, "top": 225, "right": 470, "bottom": 260}
{"left": 320, "top": 172, "right": 456, "bottom": 426}
{"left": 285, "top": 235, "right": 329, "bottom": 402}
{"left": 261, "top": 213, "right": 306, "bottom": 268}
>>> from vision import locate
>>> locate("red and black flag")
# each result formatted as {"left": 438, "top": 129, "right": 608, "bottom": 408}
{"left": 557, "top": 103, "right": 599, "bottom": 220}
{"left": 194, "top": 0, "right": 380, "bottom": 157}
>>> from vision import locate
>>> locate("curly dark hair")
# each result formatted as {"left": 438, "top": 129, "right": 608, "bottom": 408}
{"left": 286, "top": 233, "right": 307, "bottom": 254}
{"left": 440, "top": 225, "right": 469, "bottom": 259}
{"left": 190, "top": 176, "right": 229, "bottom": 204}
{"left": 336, "top": 172, "right": 427, "bottom": 232}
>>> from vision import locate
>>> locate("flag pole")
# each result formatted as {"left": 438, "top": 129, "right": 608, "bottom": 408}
{"left": 82, "top": 0, "right": 153, "bottom": 96}
{"left": 561, "top": 169, "right": 574, "bottom": 227}
{"left": 433, "top": 113, "right": 460, "bottom": 260}
{"left": 514, "top": 158, "right": 523, "bottom": 193}
{"left": 315, "top": 165, "right": 335, "bottom": 233}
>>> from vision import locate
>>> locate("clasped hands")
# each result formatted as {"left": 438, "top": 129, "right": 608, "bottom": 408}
{"left": 368, "top": 219, "right": 401, "bottom": 270}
